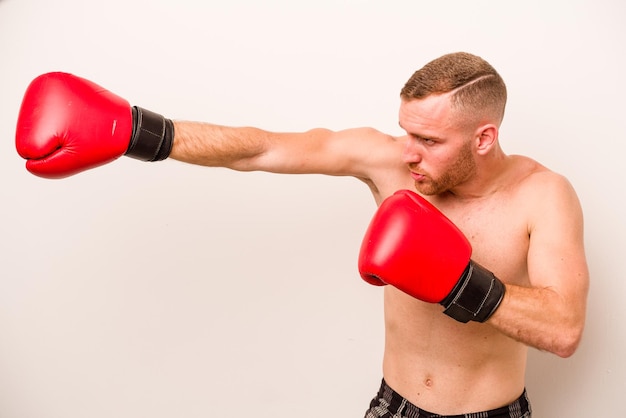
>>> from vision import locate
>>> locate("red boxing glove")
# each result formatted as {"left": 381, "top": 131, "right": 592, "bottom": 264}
{"left": 16, "top": 72, "right": 173, "bottom": 179}
{"left": 358, "top": 190, "right": 505, "bottom": 323}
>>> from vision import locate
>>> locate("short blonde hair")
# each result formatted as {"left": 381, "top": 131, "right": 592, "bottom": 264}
{"left": 401, "top": 52, "right": 507, "bottom": 125}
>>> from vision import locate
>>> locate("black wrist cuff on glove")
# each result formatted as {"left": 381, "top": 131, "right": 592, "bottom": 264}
{"left": 441, "top": 261, "right": 505, "bottom": 323}
{"left": 125, "top": 106, "right": 174, "bottom": 161}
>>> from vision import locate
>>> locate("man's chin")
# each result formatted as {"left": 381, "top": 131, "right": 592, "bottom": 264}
{"left": 413, "top": 182, "right": 437, "bottom": 196}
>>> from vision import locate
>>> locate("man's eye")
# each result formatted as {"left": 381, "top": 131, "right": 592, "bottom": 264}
{"left": 412, "top": 134, "right": 429, "bottom": 142}
{"left": 410, "top": 134, "right": 435, "bottom": 145}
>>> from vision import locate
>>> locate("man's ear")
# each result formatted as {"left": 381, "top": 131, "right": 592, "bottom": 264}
{"left": 475, "top": 124, "right": 498, "bottom": 155}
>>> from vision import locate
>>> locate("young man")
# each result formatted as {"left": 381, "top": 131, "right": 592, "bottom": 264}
{"left": 16, "top": 52, "right": 589, "bottom": 417}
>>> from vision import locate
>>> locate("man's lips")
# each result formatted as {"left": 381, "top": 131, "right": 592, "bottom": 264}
{"left": 410, "top": 171, "right": 426, "bottom": 181}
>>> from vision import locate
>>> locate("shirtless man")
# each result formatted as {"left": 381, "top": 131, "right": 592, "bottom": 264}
{"left": 16, "top": 52, "right": 589, "bottom": 417}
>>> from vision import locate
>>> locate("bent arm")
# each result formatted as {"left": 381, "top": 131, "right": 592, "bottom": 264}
{"left": 488, "top": 175, "right": 589, "bottom": 357}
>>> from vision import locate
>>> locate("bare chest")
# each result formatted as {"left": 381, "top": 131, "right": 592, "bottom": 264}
{"left": 442, "top": 197, "right": 530, "bottom": 286}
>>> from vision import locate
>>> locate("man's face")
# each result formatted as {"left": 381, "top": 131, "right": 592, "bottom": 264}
{"left": 399, "top": 95, "right": 477, "bottom": 196}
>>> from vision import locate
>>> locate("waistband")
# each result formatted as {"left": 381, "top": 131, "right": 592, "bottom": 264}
{"left": 375, "top": 379, "right": 531, "bottom": 417}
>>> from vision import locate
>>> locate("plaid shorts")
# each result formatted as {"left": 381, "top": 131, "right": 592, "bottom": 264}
{"left": 364, "top": 379, "right": 532, "bottom": 418}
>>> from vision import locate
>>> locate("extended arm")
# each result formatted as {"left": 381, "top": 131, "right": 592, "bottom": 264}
{"left": 16, "top": 72, "right": 400, "bottom": 186}
{"left": 169, "top": 121, "right": 383, "bottom": 177}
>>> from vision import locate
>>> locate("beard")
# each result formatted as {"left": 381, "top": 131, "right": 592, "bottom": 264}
{"left": 413, "top": 140, "right": 477, "bottom": 196}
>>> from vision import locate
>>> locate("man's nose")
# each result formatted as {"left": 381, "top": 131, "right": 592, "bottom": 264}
{"left": 402, "top": 139, "right": 422, "bottom": 165}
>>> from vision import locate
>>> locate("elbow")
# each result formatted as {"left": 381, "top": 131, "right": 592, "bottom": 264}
{"left": 554, "top": 341, "right": 579, "bottom": 359}
{"left": 552, "top": 324, "right": 585, "bottom": 358}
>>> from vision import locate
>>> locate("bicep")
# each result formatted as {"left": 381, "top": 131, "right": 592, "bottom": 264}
{"left": 253, "top": 127, "right": 399, "bottom": 179}
{"left": 526, "top": 175, "right": 589, "bottom": 306}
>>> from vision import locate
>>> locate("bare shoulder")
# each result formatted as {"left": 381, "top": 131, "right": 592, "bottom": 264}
{"left": 327, "top": 127, "right": 410, "bottom": 198}
{"left": 324, "top": 127, "right": 405, "bottom": 170}
{"left": 338, "top": 128, "right": 413, "bottom": 199}
{"left": 510, "top": 155, "right": 583, "bottom": 228}
{"left": 512, "top": 156, "right": 578, "bottom": 199}
{"left": 330, "top": 126, "right": 402, "bottom": 148}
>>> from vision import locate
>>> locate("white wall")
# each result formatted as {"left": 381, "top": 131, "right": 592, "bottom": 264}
{"left": 0, "top": 0, "right": 624, "bottom": 416}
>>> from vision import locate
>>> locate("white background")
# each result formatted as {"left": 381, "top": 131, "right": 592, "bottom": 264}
{"left": 0, "top": 0, "right": 624, "bottom": 416}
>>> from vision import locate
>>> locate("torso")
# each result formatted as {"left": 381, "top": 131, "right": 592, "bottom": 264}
{"left": 364, "top": 134, "right": 547, "bottom": 414}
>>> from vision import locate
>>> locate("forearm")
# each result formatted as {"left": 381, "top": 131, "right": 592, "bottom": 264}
{"left": 170, "top": 121, "right": 270, "bottom": 170}
{"left": 487, "top": 283, "right": 585, "bottom": 358}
